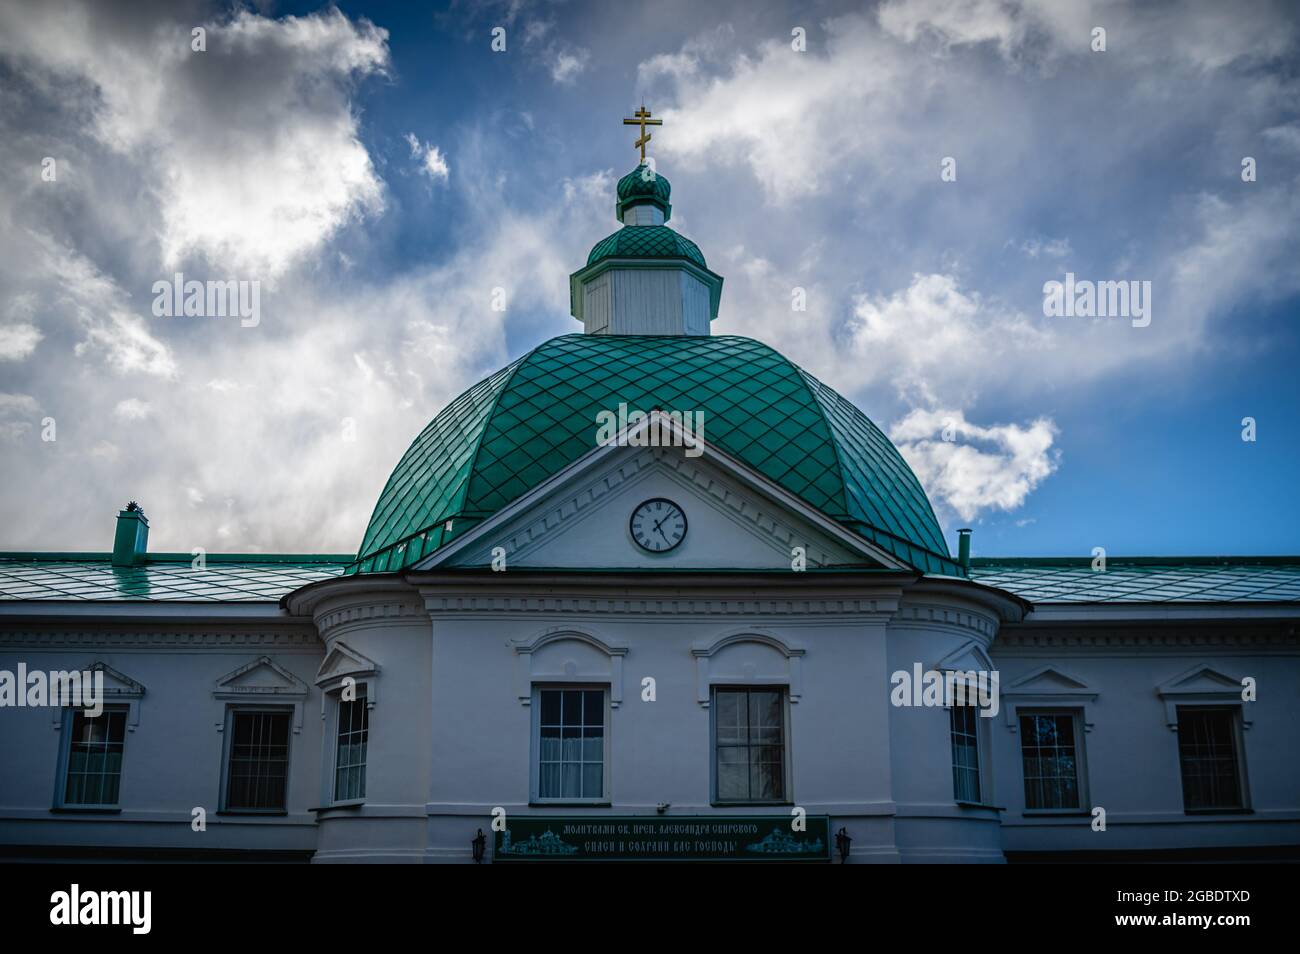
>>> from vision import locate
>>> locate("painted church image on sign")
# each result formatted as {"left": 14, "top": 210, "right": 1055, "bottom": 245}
{"left": 1, "top": 112, "right": 1298, "bottom": 864}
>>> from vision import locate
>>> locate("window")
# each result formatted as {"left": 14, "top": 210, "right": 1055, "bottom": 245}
{"left": 61, "top": 708, "right": 127, "bottom": 807}
{"left": 714, "top": 687, "right": 787, "bottom": 803}
{"left": 535, "top": 688, "right": 606, "bottom": 802}
{"left": 1019, "top": 711, "right": 1081, "bottom": 810}
{"left": 225, "top": 709, "right": 291, "bottom": 811}
{"left": 950, "top": 704, "right": 981, "bottom": 803}
{"left": 334, "top": 694, "right": 369, "bottom": 802}
{"left": 1177, "top": 707, "right": 1244, "bottom": 811}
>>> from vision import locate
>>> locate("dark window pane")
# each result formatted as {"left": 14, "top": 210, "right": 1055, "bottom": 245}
{"left": 1177, "top": 708, "right": 1242, "bottom": 811}
{"left": 539, "top": 690, "right": 561, "bottom": 725}
{"left": 1019, "top": 712, "right": 1080, "bottom": 810}
{"left": 713, "top": 688, "right": 787, "bottom": 802}
{"left": 226, "top": 711, "right": 291, "bottom": 811}
{"left": 64, "top": 709, "right": 126, "bottom": 807}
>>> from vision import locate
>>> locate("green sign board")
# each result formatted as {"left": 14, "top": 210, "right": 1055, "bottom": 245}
{"left": 493, "top": 815, "right": 831, "bottom": 862}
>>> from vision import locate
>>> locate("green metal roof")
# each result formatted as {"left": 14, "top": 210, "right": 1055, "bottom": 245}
{"left": 3, "top": 551, "right": 1298, "bottom": 604}
{"left": 616, "top": 164, "right": 672, "bottom": 221}
{"left": 586, "top": 225, "right": 706, "bottom": 269}
{"left": 353, "top": 334, "right": 960, "bottom": 576}
{"left": 971, "top": 557, "right": 1300, "bottom": 603}
{"left": 0, "top": 554, "right": 349, "bottom": 602}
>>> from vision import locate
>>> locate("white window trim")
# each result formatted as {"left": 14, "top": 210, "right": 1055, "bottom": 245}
{"left": 946, "top": 701, "right": 992, "bottom": 807}
{"left": 1172, "top": 704, "right": 1252, "bottom": 813}
{"left": 1156, "top": 664, "right": 1252, "bottom": 731}
{"left": 213, "top": 655, "right": 309, "bottom": 735}
{"left": 529, "top": 683, "right": 611, "bottom": 805}
{"left": 691, "top": 629, "right": 805, "bottom": 708}
{"left": 510, "top": 628, "right": 626, "bottom": 707}
{"left": 217, "top": 704, "right": 296, "bottom": 814}
{"left": 52, "top": 704, "right": 130, "bottom": 810}
{"left": 323, "top": 688, "right": 371, "bottom": 808}
{"left": 49, "top": 661, "right": 145, "bottom": 732}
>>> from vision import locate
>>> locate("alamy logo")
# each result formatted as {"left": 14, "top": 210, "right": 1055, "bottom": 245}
{"left": 151, "top": 272, "right": 261, "bottom": 327}
{"left": 1042, "top": 272, "right": 1151, "bottom": 327}
{"left": 890, "top": 663, "right": 999, "bottom": 718}
{"left": 0, "top": 665, "right": 103, "bottom": 716}
{"left": 50, "top": 884, "right": 151, "bottom": 934}
{"left": 595, "top": 404, "right": 704, "bottom": 458}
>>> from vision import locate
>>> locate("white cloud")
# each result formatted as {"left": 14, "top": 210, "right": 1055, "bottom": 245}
{"left": 889, "top": 407, "right": 1059, "bottom": 520}
{"left": 406, "top": 133, "right": 451, "bottom": 182}
{"left": 113, "top": 398, "right": 153, "bottom": 421}
{"left": 88, "top": 440, "right": 121, "bottom": 463}
{"left": 845, "top": 273, "right": 1050, "bottom": 407}
{"left": 0, "top": 392, "right": 39, "bottom": 441}
{"left": 0, "top": 322, "right": 42, "bottom": 360}
{"left": 0, "top": 6, "right": 390, "bottom": 280}
{"left": 550, "top": 49, "right": 589, "bottom": 84}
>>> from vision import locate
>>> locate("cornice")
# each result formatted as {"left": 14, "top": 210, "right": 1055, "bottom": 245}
{"left": 0, "top": 626, "right": 321, "bottom": 649}
{"left": 890, "top": 601, "right": 999, "bottom": 641}
{"left": 313, "top": 598, "right": 428, "bottom": 641}
{"left": 993, "top": 626, "right": 1298, "bottom": 652}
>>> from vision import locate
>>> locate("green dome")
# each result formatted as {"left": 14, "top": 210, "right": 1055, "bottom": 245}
{"left": 352, "top": 335, "right": 959, "bottom": 577}
{"left": 586, "top": 225, "right": 707, "bottom": 269}
{"left": 616, "top": 164, "right": 671, "bottom": 221}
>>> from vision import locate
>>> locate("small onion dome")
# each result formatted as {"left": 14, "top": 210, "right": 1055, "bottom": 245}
{"left": 585, "top": 225, "right": 706, "bottom": 269}
{"left": 615, "top": 163, "right": 672, "bottom": 223}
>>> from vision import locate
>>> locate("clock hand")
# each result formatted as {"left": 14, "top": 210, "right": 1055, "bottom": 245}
{"left": 657, "top": 525, "right": 671, "bottom": 544}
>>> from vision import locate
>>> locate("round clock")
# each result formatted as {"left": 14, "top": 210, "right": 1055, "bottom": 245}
{"left": 629, "top": 498, "right": 687, "bottom": 553}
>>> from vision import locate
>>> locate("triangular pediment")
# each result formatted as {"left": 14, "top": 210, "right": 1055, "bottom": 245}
{"left": 84, "top": 660, "right": 146, "bottom": 697}
{"left": 933, "top": 641, "right": 995, "bottom": 675}
{"left": 1157, "top": 664, "right": 1243, "bottom": 697}
{"left": 419, "top": 415, "right": 905, "bottom": 573}
{"left": 213, "top": 655, "right": 308, "bottom": 698}
{"left": 316, "top": 643, "right": 379, "bottom": 684}
{"left": 433, "top": 446, "right": 893, "bottom": 572}
{"left": 1004, "top": 665, "right": 1091, "bottom": 694}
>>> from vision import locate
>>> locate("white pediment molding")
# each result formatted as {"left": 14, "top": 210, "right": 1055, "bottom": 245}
{"left": 1001, "top": 664, "right": 1097, "bottom": 731}
{"left": 1155, "top": 663, "right": 1251, "bottom": 731}
{"left": 50, "top": 660, "right": 147, "bottom": 732}
{"left": 932, "top": 640, "right": 996, "bottom": 675}
{"left": 213, "top": 655, "right": 309, "bottom": 734}
{"left": 315, "top": 642, "right": 381, "bottom": 713}
{"left": 509, "top": 627, "right": 628, "bottom": 707}
{"left": 690, "top": 628, "right": 806, "bottom": 706}
{"left": 415, "top": 411, "right": 907, "bottom": 573}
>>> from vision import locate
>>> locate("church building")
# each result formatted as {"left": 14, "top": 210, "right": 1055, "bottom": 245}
{"left": 2, "top": 117, "right": 1297, "bottom": 863}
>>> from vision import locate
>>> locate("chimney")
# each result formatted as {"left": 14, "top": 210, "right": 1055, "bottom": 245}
{"left": 112, "top": 501, "right": 149, "bottom": 567}
{"left": 957, "top": 528, "right": 972, "bottom": 571}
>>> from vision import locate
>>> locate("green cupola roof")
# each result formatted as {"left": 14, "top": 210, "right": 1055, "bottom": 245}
{"left": 616, "top": 163, "right": 671, "bottom": 222}
{"left": 586, "top": 225, "right": 706, "bottom": 269}
{"left": 352, "top": 335, "right": 960, "bottom": 577}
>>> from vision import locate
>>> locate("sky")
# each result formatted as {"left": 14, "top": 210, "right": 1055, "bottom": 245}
{"left": 0, "top": 0, "right": 1296, "bottom": 561}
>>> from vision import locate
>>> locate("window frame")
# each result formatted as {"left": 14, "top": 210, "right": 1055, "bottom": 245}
{"left": 53, "top": 705, "right": 129, "bottom": 812}
{"left": 1017, "top": 707, "right": 1090, "bottom": 814}
{"left": 218, "top": 704, "right": 295, "bottom": 815}
{"left": 529, "top": 684, "right": 611, "bottom": 806}
{"left": 949, "top": 701, "right": 987, "bottom": 806}
{"left": 331, "top": 689, "right": 370, "bottom": 806}
{"left": 710, "top": 685, "right": 793, "bottom": 807}
{"left": 1175, "top": 704, "right": 1251, "bottom": 814}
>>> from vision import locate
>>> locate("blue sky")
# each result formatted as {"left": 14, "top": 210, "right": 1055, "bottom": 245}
{"left": 0, "top": 0, "right": 1296, "bottom": 559}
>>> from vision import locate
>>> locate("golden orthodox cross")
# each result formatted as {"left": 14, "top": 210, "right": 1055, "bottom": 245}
{"left": 623, "top": 106, "right": 663, "bottom": 162}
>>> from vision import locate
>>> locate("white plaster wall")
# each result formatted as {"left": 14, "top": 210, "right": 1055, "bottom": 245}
{"left": 0, "top": 639, "right": 323, "bottom": 858}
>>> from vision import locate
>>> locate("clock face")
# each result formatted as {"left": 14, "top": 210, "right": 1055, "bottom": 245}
{"left": 629, "top": 498, "right": 687, "bottom": 553}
